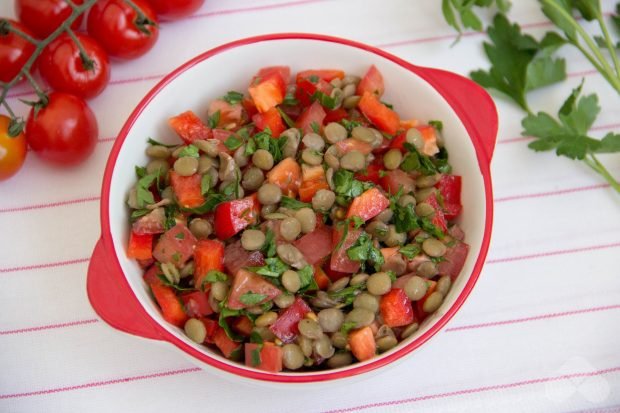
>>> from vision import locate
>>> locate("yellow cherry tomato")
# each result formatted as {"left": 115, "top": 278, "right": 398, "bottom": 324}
{"left": 0, "top": 114, "right": 27, "bottom": 181}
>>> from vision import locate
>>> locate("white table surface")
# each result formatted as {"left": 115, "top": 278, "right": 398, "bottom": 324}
{"left": 1, "top": 1, "right": 619, "bottom": 412}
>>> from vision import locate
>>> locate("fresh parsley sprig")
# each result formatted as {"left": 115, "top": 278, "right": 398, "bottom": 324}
{"left": 442, "top": 0, "right": 511, "bottom": 41}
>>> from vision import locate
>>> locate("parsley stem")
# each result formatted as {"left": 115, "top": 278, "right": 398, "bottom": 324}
{"left": 596, "top": 15, "right": 620, "bottom": 79}
{"left": 574, "top": 42, "right": 620, "bottom": 94}
{"left": 585, "top": 154, "right": 620, "bottom": 194}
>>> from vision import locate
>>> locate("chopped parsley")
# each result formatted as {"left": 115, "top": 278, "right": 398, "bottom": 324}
{"left": 200, "top": 174, "right": 211, "bottom": 195}
{"left": 298, "top": 265, "right": 318, "bottom": 292}
{"left": 176, "top": 144, "right": 200, "bottom": 158}
{"left": 332, "top": 169, "right": 374, "bottom": 200}
{"left": 280, "top": 196, "right": 312, "bottom": 210}
{"left": 261, "top": 229, "right": 277, "bottom": 258}
{"left": 224, "top": 134, "right": 244, "bottom": 150}
{"left": 180, "top": 193, "right": 226, "bottom": 214}
{"left": 222, "top": 91, "right": 244, "bottom": 105}
{"left": 135, "top": 170, "right": 159, "bottom": 208}
{"left": 247, "top": 257, "right": 289, "bottom": 278}
{"left": 207, "top": 110, "right": 220, "bottom": 129}
{"left": 340, "top": 321, "right": 358, "bottom": 334}
{"left": 147, "top": 137, "right": 176, "bottom": 148}
{"left": 346, "top": 232, "right": 384, "bottom": 271}
{"left": 310, "top": 121, "right": 320, "bottom": 134}
{"left": 341, "top": 119, "right": 362, "bottom": 132}
{"left": 277, "top": 107, "right": 296, "bottom": 128}
{"left": 399, "top": 244, "right": 421, "bottom": 259}
{"left": 239, "top": 291, "right": 268, "bottom": 306}
{"left": 429, "top": 120, "right": 444, "bottom": 131}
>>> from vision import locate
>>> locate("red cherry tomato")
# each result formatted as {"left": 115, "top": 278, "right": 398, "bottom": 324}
{"left": 148, "top": 0, "right": 205, "bottom": 19}
{"left": 87, "top": 0, "right": 159, "bottom": 60}
{"left": 0, "top": 115, "right": 27, "bottom": 181}
{"left": 15, "top": 0, "right": 85, "bottom": 39}
{"left": 0, "top": 20, "right": 36, "bottom": 83}
{"left": 39, "top": 32, "right": 110, "bottom": 99}
{"left": 25, "top": 93, "right": 98, "bottom": 165}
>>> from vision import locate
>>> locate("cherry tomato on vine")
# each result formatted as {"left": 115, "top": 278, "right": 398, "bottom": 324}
{"left": 15, "top": 0, "right": 86, "bottom": 39}
{"left": 0, "top": 19, "right": 36, "bottom": 83}
{"left": 39, "top": 32, "right": 110, "bottom": 100}
{"left": 25, "top": 93, "right": 98, "bottom": 166}
{"left": 87, "top": 0, "right": 159, "bottom": 60}
{"left": 0, "top": 115, "right": 27, "bottom": 181}
{"left": 148, "top": 0, "right": 205, "bottom": 19}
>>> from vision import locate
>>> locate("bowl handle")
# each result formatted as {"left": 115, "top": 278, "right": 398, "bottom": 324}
{"left": 87, "top": 239, "right": 163, "bottom": 340}
{"left": 419, "top": 67, "right": 498, "bottom": 164}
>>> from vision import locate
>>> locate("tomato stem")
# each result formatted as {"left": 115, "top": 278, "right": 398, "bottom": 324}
{"left": 123, "top": 0, "right": 159, "bottom": 35}
{"left": 22, "top": 71, "right": 48, "bottom": 106}
{"left": 65, "top": 28, "right": 96, "bottom": 72}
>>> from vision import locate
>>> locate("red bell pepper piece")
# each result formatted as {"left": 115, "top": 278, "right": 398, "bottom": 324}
{"left": 380, "top": 288, "right": 415, "bottom": 328}
{"left": 355, "top": 158, "right": 383, "bottom": 184}
{"left": 346, "top": 187, "right": 390, "bottom": 222}
{"left": 248, "top": 69, "right": 287, "bottom": 113}
{"left": 436, "top": 175, "right": 462, "bottom": 220}
{"left": 213, "top": 327, "right": 242, "bottom": 359}
{"left": 348, "top": 326, "right": 376, "bottom": 362}
{"left": 201, "top": 318, "right": 220, "bottom": 344}
{"left": 214, "top": 194, "right": 260, "bottom": 240}
{"left": 357, "top": 65, "right": 385, "bottom": 97}
{"left": 324, "top": 108, "right": 348, "bottom": 124}
{"left": 168, "top": 110, "right": 212, "bottom": 144}
{"left": 244, "top": 342, "right": 283, "bottom": 373}
{"left": 169, "top": 171, "right": 204, "bottom": 208}
{"left": 358, "top": 91, "right": 400, "bottom": 135}
{"left": 269, "top": 296, "right": 311, "bottom": 343}
{"left": 232, "top": 316, "right": 254, "bottom": 337}
{"left": 313, "top": 264, "right": 330, "bottom": 290}
{"left": 296, "top": 101, "right": 326, "bottom": 135}
{"left": 252, "top": 107, "right": 286, "bottom": 137}
{"left": 127, "top": 231, "right": 153, "bottom": 260}
{"left": 181, "top": 291, "right": 213, "bottom": 318}
{"left": 150, "top": 283, "right": 188, "bottom": 327}
{"left": 193, "top": 239, "right": 225, "bottom": 289}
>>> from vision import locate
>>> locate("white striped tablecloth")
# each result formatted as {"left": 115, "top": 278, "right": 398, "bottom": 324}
{"left": 1, "top": 1, "right": 619, "bottom": 412}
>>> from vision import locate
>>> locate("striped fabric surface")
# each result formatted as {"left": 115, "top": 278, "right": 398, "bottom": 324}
{"left": 1, "top": 1, "right": 619, "bottom": 412}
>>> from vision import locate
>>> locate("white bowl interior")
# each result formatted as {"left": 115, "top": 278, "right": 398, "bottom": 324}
{"left": 107, "top": 38, "right": 487, "bottom": 377}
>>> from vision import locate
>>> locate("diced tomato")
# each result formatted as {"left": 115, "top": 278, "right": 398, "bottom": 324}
{"left": 227, "top": 269, "right": 282, "bottom": 310}
{"left": 323, "top": 264, "right": 350, "bottom": 282}
{"left": 313, "top": 264, "right": 330, "bottom": 290}
{"left": 348, "top": 326, "right": 376, "bottom": 362}
{"left": 296, "top": 69, "right": 344, "bottom": 83}
{"left": 241, "top": 97, "right": 258, "bottom": 119}
{"left": 201, "top": 318, "right": 219, "bottom": 344}
{"left": 252, "top": 107, "right": 285, "bottom": 137}
{"left": 380, "top": 247, "right": 399, "bottom": 262}
{"left": 181, "top": 291, "right": 213, "bottom": 318}
{"left": 266, "top": 158, "right": 302, "bottom": 197}
{"left": 244, "top": 342, "right": 283, "bottom": 373}
{"left": 249, "top": 70, "right": 286, "bottom": 113}
{"left": 334, "top": 138, "right": 373, "bottom": 155}
{"left": 389, "top": 130, "right": 407, "bottom": 152}
{"left": 357, "top": 65, "right": 384, "bottom": 97}
{"left": 150, "top": 283, "right": 188, "bottom": 327}
{"left": 324, "top": 108, "right": 348, "bottom": 124}
{"left": 193, "top": 239, "right": 225, "bottom": 288}
{"left": 346, "top": 187, "right": 389, "bottom": 221}
{"left": 416, "top": 280, "right": 437, "bottom": 319}
{"left": 380, "top": 288, "right": 415, "bottom": 328}
{"left": 213, "top": 327, "right": 242, "bottom": 359}
{"left": 298, "top": 166, "right": 329, "bottom": 202}
{"left": 152, "top": 224, "right": 197, "bottom": 267}
{"left": 168, "top": 110, "right": 211, "bottom": 144}
{"left": 169, "top": 171, "right": 204, "bottom": 208}
{"left": 294, "top": 225, "right": 333, "bottom": 265}
{"left": 426, "top": 193, "right": 448, "bottom": 233}
{"left": 436, "top": 175, "right": 462, "bottom": 220}
{"left": 214, "top": 194, "right": 260, "bottom": 240}
{"left": 269, "top": 296, "right": 311, "bottom": 343}
{"left": 379, "top": 169, "right": 416, "bottom": 195}
{"left": 355, "top": 158, "right": 383, "bottom": 184}
{"left": 330, "top": 225, "right": 362, "bottom": 274}
{"left": 296, "top": 101, "right": 326, "bottom": 135}
{"left": 143, "top": 264, "right": 163, "bottom": 286}
{"left": 295, "top": 76, "right": 334, "bottom": 108}
{"left": 208, "top": 99, "right": 245, "bottom": 127}
{"left": 127, "top": 231, "right": 153, "bottom": 260}
{"left": 232, "top": 316, "right": 254, "bottom": 337}
{"left": 438, "top": 241, "right": 469, "bottom": 280}
{"left": 417, "top": 125, "right": 440, "bottom": 156}
{"left": 358, "top": 92, "right": 400, "bottom": 135}
{"left": 223, "top": 240, "right": 265, "bottom": 276}
{"left": 258, "top": 66, "right": 291, "bottom": 84}
{"left": 211, "top": 128, "right": 234, "bottom": 147}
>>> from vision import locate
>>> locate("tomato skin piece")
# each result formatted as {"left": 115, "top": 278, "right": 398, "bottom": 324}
{"left": 0, "top": 115, "right": 27, "bottom": 181}
{"left": 16, "top": 0, "right": 85, "bottom": 39}
{"left": 355, "top": 158, "right": 383, "bottom": 185}
{"left": 87, "top": 0, "right": 159, "bottom": 60}
{"left": 150, "top": 283, "right": 188, "bottom": 327}
{"left": 0, "top": 20, "right": 36, "bottom": 83}
{"left": 152, "top": 224, "right": 197, "bottom": 267}
{"left": 257, "top": 66, "right": 291, "bottom": 84}
{"left": 435, "top": 175, "right": 462, "bottom": 219}
{"left": 25, "top": 92, "right": 98, "bottom": 166}
{"left": 169, "top": 171, "right": 204, "bottom": 208}
{"left": 266, "top": 158, "right": 302, "bottom": 198}
{"left": 358, "top": 92, "right": 400, "bottom": 135}
{"left": 294, "top": 225, "right": 333, "bottom": 265}
{"left": 147, "top": 0, "right": 205, "bottom": 19}
{"left": 168, "top": 111, "right": 211, "bottom": 144}
{"left": 425, "top": 193, "right": 448, "bottom": 233}
{"left": 380, "top": 288, "right": 415, "bottom": 328}
{"left": 270, "top": 297, "right": 311, "bottom": 343}
{"left": 296, "top": 69, "right": 345, "bottom": 83}
{"left": 330, "top": 226, "right": 362, "bottom": 274}
{"left": 438, "top": 241, "right": 469, "bottom": 280}
{"left": 181, "top": 291, "right": 213, "bottom": 318}
{"left": 39, "top": 32, "right": 111, "bottom": 99}
{"left": 227, "top": 269, "right": 282, "bottom": 310}
{"left": 244, "top": 342, "right": 283, "bottom": 372}
{"left": 357, "top": 65, "right": 385, "bottom": 97}
{"left": 296, "top": 101, "right": 326, "bottom": 135}
{"left": 346, "top": 187, "right": 389, "bottom": 222}
{"left": 214, "top": 194, "right": 260, "bottom": 240}
{"left": 249, "top": 70, "right": 286, "bottom": 113}
{"left": 207, "top": 99, "right": 245, "bottom": 128}
{"left": 252, "top": 107, "right": 286, "bottom": 137}
{"left": 324, "top": 108, "right": 348, "bottom": 124}
{"left": 193, "top": 239, "right": 225, "bottom": 289}
{"left": 127, "top": 231, "right": 153, "bottom": 260}
{"left": 379, "top": 169, "right": 416, "bottom": 195}
{"left": 348, "top": 326, "right": 376, "bottom": 361}
{"left": 213, "top": 327, "right": 242, "bottom": 359}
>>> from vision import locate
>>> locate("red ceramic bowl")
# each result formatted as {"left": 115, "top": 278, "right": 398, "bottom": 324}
{"left": 87, "top": 33, "right": 497, "bottom": 384}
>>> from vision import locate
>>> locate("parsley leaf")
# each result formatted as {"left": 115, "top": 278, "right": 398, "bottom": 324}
{"left": 224, "top": 134, "right": 244, "bottom": 150}
{"left": 147, "top": 138, "right": 177, "bottom": 148}
{"left": 470, "top": 14, "right": 566, "bottom": 112}
{"left": 312, "top": 91, "right": 338, "bottom": 110}
{"left": 180, "top": 193, "right": 226, "bottom": 214}
{"left": 442, "top": 0, "right": 511, "bottom": 37}
{"left": 328, "top": 283, "right": 366, "bottom": 306}
{"left": 163, "top": 204, "right": 178, "bottom": 230}
{"left": 341, "top": 119, "right": 362, "bottom": 132}
{"left": 429, "top": 120, "right": 443, "bottom": 131}
{"left": 135, "top": 165, "right": 147, "bottom": 179}
{"left": 176, "top": 144, "right": 200, "bottom": 158}
{"left": 207, "top": 110, "right": 220, "bottom": 129}
{"left": 332, "top": 169, "right": 374, "bottom": 200}
{"left": 261, "top": 229, "right": 277, "bottom": 258}
{"left": 247, "top": 129, "right": 287, "bottom": 162}
{"left": 201, "top": 174, "right": 211, "bottom": 195}
{"left": 298, "top": 265, "right": 318, "bottom": 292}
{"left": 310, "top": 121, "right": 320, "bottom": 134}
{"left": 247, "top": 257, "right": 289, "bottom": 278}
{"left": 282, "top": 90, "right": 299, "bottom": 106}
{"left": 250, "top": 346, "right": 262, "bottom": 366}
{"left": 239, "top": 292, "right": 268, "bottom": 306}
{"left": 135, "top": 171, "right": 159, "bottom": 208}
{"left": 346, "top": 232, "right": 384, "bottom": 271}
{"left": 277, "top": 107, "right": 296, "bottom": 128}
{"left": 280, "top": 196, "right": 312, "bottom": 210}
{"left": 222, "top": 91, "right": 244, "bottom": 105}
{"left": 218, "top": 304, "right": 243, "bottom": 341}
{"left": 130, "top": 209, "right": 150, "bottom": 221}
{"left": 200, "top": 270, "right": 228, "bottom": 290}
{"left": 399, "top": 244, "right": 421, "bottom": 259}
{"left": 340, "top": 321, "right": 358, "bottom": 335}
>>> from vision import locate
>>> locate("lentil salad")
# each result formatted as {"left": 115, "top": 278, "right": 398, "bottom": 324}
{"left": 126, "top": 65, "right": 469, "bottom": 372}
